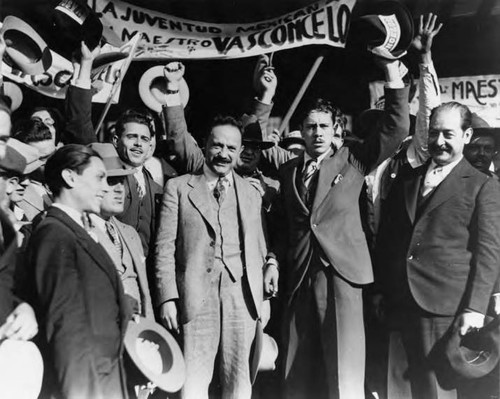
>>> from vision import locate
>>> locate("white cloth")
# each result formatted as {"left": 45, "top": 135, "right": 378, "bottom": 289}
{"left": 421, "top": 157, "right": 462, "bottom": 197}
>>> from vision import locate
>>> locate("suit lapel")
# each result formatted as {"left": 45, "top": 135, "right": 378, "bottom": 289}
{"left": 421, "top": 158, "right": 471, "bottom": 216}
{"left": 312, "top": 148, "right": 345, "bottom": 211}
{"left": 290, "top": 156, "right": 310, "bottom": 215}
{"left": 403, "top": 164, "right": 427, "bottom": 224}
{"left": 188, "top": 173, "right": 216, "bottom": 233}
{"left": 234, "top": 173, "right": 250, "bottom": 239}
{"left": 48, "top": 207, "right": 120, "bottom": 291}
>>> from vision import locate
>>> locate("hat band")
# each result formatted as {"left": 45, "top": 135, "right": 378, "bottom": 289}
{"left": 55, "top": 4, "right": 85, "bottom": 25}
{"left": 376, "top": 14, "right": 401, "bottom": 53}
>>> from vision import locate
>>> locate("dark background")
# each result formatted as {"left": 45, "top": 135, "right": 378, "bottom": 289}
{"left": 2, "top": 0, "right": 500, "bottom": 140}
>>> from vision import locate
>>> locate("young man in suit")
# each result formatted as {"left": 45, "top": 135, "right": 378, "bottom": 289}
{"left": 154, "top": 116, "right": 275, "bottom": 399}
{"left": 375, "top": 102, "right": 500, "bottom": 399}
{"left": 29, "top": 144, "right": 130, "bottom": 399}
{"left": 88, "top": 143, "right": 154, "bottom": 320}
{"left": 270, "top": 58, "right": 410, "bottom": 399}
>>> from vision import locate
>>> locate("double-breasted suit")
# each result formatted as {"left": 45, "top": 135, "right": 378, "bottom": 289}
{"left": 274, "top": 86, "right": 410, "bottom": 399}
{"left": 29, "top": 207, "right": 130, "bottom": 399}
{"left": 375, "top": 158, "right": 500, "bottom": 399}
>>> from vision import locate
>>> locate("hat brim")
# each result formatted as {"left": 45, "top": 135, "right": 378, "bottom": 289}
{"left": 472, "top": 127, "right": 500, "bottom": 149}
{"left": 23, "top": 159, "right": 45, "bottom": 175}
{"left": 445, "top": 317, "right": 500, "bottom": 379}
{"left": 243, "top": 139, "right": 275, "bottom": 150}
{"left": 106, "top": 168, "right": 136, "bottom": 177}
{"left": 1, "top": 16, "right": 53, "bottom": 76}
{"left": 124, "top": 317, "right": 185, "bottom": 393}
{"left": 2, "top": 81, "right": 23, "bottom": 112}
{"left": 93, "top": 51, "right": 128, "bottom": 72}
{"left": 280, "top": 137, "right": 305, "bottom": 148}
{"left": 250, "top": 320, "right": 263, "bottom": 384}
{"left": 139, "top": 66, "right": 190, "bottom": 113}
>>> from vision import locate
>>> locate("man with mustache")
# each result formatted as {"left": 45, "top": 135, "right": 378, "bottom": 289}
{"left": 463, "top": 114, "right": 499, "bottom": 177}
{"left": 270, "top": 57, "right": 410, "bottom": 398}
{"left": 154, "top": 115, "right": 275, "bottom": 398}
{"left": 375, "top": 102, "right": 500, "bottom": 399}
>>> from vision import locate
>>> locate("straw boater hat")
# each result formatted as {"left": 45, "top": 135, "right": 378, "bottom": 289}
{"left": 280, "top": 130, "right": 305, "bottom": 150}
{"left": 470, "top": 113, "right": 500, "bottom": 149}
{"left": 249, "top": 320, "right": 279, "bottom": 384}
{"left": 139, "top": 65, "right": 190, "bottom": 113}
{"left": 0, "top": 138, "right": 44, "bottom": 175}
{"left": 124, "top": 316, "right": 186, "bottom": 393}
{"left": 350, "top": 1, "right": 414, "bottom": 59}
{"left": 2, "top": 82, "right": 23, "bottom": 112}
{"left": 0, "top": 16, "right": 53, "bottom": 76}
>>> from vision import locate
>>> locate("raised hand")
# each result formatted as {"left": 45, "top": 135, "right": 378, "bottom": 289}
{"left": 163, "top": 62, "right": 185, "bottom": 90}
{"left": 411, "top": 13, "right": 443, "bottom": 56}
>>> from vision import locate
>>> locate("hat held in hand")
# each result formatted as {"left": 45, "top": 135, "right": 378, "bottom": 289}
{"left": 349, "top": 1, "right": 414, "bottom": 59}
{"left": 1, "top": 16, "right": 53, "bottom": 76}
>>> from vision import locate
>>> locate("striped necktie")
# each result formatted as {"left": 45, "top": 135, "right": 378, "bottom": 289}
{"left": 303, "top": 159, "right": 318, "bottom": 188}
{"left": 105, "top": 220, "right": 122, "bottom": 256}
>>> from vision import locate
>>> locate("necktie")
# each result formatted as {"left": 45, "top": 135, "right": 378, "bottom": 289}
{"left": 134, "top": 170, "right": 146, "bottom": 199}
{"left": 302, "top": 159, "right": 318, "bottom": 189}
{"left": 213, "top": 177, "right": 229, "bottom": 204}
{"left": 422, "top": 165, "right": 444, "bottom": 197}
{"left": 105, "top": 220, "right": 122, "bottom": 256}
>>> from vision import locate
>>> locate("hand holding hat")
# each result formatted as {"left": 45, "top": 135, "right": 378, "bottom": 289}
{"left": 457, "top": 311, "right": 485, "bottom": 336}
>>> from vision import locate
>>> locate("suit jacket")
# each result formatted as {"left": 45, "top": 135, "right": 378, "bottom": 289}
{"left": 118, "top": 169, "right": 163, "bottom": 257}
{"left": 29, "top": 207, "right": 130, "bottom": 399}
{"left": 376, "top": 158, "right": 500, "bottom": 316}
{"left": 154, "top": 172, "right": 267, "bottom": 324}
{"left": 0, "top": 209, "right": 19, "bottom": 324}
{"left": 113, "top": 217, "right": 155, "bottom": 319}
{"left": 274, "top": 87, "right": 410, "bottom": 301}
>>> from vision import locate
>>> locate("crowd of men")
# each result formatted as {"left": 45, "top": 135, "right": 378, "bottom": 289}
{"left": 0, "top": 11, "right": 499, "bottom": 399}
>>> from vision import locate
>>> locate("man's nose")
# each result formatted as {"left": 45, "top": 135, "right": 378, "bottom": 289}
{"left": 436, "top": 133, "right": 445, "bottom": 145}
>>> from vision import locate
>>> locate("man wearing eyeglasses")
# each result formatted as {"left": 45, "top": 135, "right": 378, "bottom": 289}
{"left": 112, "top": 110, "right": 163, "bottom": 263}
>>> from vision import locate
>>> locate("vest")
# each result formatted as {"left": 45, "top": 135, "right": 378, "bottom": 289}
{"left": 209, "top": 183, "right": 244, "bottom": 281}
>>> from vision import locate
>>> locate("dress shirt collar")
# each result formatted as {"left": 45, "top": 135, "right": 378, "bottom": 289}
{"left": 203, "top": 163, "right": 234, "bottom": 191}
{"left": 51, "top": 203, "right": 84, "bottom": 228}
{"left": 427, "top": 155, "right": 463, "bottom": 177}
{"left": 303, "top": 148, "right": 331, "bottom": 172}
{"left": 89, "top": 213, "right": 108, "bottom": 232}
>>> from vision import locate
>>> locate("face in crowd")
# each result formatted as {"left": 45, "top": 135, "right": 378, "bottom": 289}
{"left": 301, "top": 110, "right": 344, "bottom": 159}
{"left": 205, "top": 123, "right": 242, "bottom": 177}
{"left": 100, "top": 176, "right": 126, "bottom": 218}
{"left": 114, "top": 122, "right": 152, "bottom": 168}
{"left": 8, "top": 175, "right": 30, "bottom": 204}
{"left": 236, "top": 144, "right": 261, "bottom": 174}
{"left": 31, "top": 110, "right": 57, "bottom": 146}
{"left": 428, "top": 106, "right": 472, "bottom": 166}
{"left": 65, "top": 156, "right": 109, "bottom": 214}
{"left": 464, "top": 135, "right": 497, "bottom": 173}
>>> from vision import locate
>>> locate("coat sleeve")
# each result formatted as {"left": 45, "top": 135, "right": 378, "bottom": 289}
{"left": 32, "top": 224, "right": 102, "bottom": 399}
{"left": 154, "top": 178, "right": 180, "bottom": 306}
{"left": 352, "top": 86, "right": 410, "bottom": 173}
{"left": 63, "top": 85, "right": 97, "bottom": 145}
{"left": 467, "top": 177, "right": 500, "bottom": 314}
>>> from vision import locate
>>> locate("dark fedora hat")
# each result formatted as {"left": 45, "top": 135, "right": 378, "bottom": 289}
{"left": 87, "top": 143, "right": 135, "bottom": 177}
{"left": 471, "top": 113, "right": 500, "bottom": 149}
{"left": 445, "top": 316, "right": 500, "bottom": 379}
{"left": 243, "top": 122, "right": 275, "bottom": 150}
{"left": 51, "top": 0, "right": 103, "bottom": 60}
{"left": 124, "top": 317, "right": 186, "bottom": 393}
{"left": 1, "top": 16, "right": 52, "bottom": 76}
{"left": 350, "top": 1, "right": 414, "bottom": 59}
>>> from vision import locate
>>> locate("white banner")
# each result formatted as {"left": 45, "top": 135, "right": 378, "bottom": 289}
{"left": 91, "top": 0, "right": 355, "bottom": 60}
{"left": 2, "top": 34, "right": 141, "bottom": 103}
{"left": 369, "top": 74, "right": 500, "bottom": 127}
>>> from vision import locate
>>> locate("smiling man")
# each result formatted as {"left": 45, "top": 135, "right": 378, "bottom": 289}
{"left": 29, "top": 144, "right": 130, "bottom": 399}
{"left": 375, "top": 102, "right": 500, "bottom": 399}
{"left": 112, "top": 109, "right": 163, "bottom": 261}
{"left": 155, "top": 115, "right": 275, "bottom": 398}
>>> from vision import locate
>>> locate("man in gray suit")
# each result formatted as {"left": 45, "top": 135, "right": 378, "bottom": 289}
{"left": 154, "top": 115, "right": 275, "bottom": 399}
{"left": 88, "top": 143, "right": 154, "bottom": 320}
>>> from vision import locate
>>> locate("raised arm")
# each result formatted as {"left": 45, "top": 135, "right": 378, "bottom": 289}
{"left": 407, "top": 13, "right": 443, "bottom": 167}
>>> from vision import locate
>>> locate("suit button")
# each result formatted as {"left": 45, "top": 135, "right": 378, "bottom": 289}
{"left": 210, "top": 241, "right": 215, "bottom": 247}
{"left": 408, "top": 255, "right": 413, "bottom": 260}
{"left": 207, "top": 268, "right": 212, "bottom": 273}
{"left": 312, "top": 224, "right": 318, "bottom": 228}
{"left": 390, "top": 173, "right": 396, "bottom": 179}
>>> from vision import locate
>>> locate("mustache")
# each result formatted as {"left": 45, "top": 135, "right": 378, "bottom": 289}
{"left": 430, "top": 143, "right": 450, "bottom": 152}
{"left": 213, "top": 156, "right": 231, "bottom": 163}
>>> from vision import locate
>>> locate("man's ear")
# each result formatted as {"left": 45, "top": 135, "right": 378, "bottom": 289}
{"left": 112, "top": 134, "right": 119, "bottom": 148}
{"left": 463, "top": 127, "right": 473, "bottom": 145}
{"left": 61, "top": 169, "right": 77, "bottom": 188}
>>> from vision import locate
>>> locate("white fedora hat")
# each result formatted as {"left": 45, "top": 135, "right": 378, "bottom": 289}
{"left": 139, "top": 65, "right": 190, "bottom": 113}
{"left": 1, "top": 16, "right": 52, "bottom": 76}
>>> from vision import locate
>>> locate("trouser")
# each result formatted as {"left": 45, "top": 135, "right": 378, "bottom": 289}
{"left": 181, "top": 269, "right": 256, "bottom": 399}
{"left": 284, "top": 263, "right": 365, "bottom": 399}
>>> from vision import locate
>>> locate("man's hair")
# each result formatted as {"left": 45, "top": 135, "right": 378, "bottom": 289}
{"left": 45, "top": 144, "right": 101, "bottom": 197}
{"left": 14, "top": 119, "right": 53, "bottom": 144}
{"left": 114, "top": 108, "right": 156, "bottom": 138}
{"left": 430, "top": 102, "right": 472, "bottom": 131}
{"left": 300, "top": 98, "right": 347, "bottom": 138}
{"left": 206, "top": 115, "right": 243, "bottom": 143}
